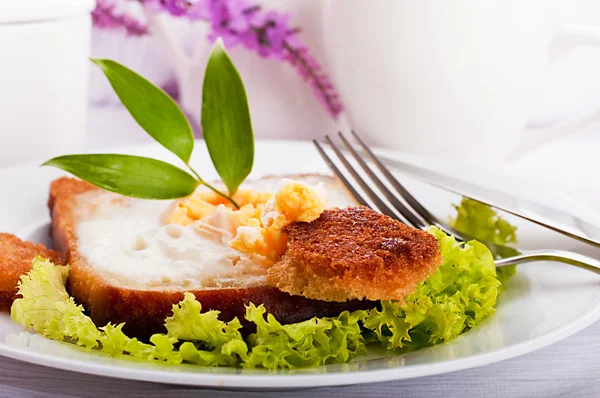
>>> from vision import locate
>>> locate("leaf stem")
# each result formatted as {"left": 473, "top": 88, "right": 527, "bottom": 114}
{"left": 203, "top": 181, "right": 240, "bottom": 209}
{"left": 188, "top": 166, "right": 203, "bottom": 182}
{"left": 188, "top": 166, "right": 240, "bottom": 209}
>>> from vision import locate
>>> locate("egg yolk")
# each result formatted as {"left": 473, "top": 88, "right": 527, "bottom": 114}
{"left": 167, "top": 179, "right": 328, "bottom": 264}
{"left": 167, "top": 189, "right": 271, "bottom": 227}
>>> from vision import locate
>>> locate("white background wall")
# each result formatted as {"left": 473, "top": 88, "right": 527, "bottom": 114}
{"left": 534, "top": 0, "right": 600, "bottom": 124}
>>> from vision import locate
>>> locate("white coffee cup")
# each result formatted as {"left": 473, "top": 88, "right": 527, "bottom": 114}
{"left": 323, "top": 0, "right": 600, "bottom": 165}
{"left": 0, "top": 0, "right": 95, "bottom": 167}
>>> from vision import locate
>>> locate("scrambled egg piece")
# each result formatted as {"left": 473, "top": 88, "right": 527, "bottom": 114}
{"left": 167, "top": 179, "right": 328, "bottom": 264}
{"left": 168, "top": 189, "right": 271, "bottom": 227}
{"left": 261, "top": 179, "right": 328, "bottom": 228}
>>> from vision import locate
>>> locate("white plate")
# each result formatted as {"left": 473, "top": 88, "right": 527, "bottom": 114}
{"left": 0, "top": 140, "right": 599, "bottom": 389}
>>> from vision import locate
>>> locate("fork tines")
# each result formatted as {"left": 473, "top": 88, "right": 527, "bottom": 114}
{"left": 313, "top": 131, "right": 458, "bottom": 239}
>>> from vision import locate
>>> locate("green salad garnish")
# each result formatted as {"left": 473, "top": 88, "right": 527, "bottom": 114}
{"left": 451, "top": 197, "right": 518, "bottom": 285}
{"left": 10, "top": 200, "right": 518, "bottom": 369}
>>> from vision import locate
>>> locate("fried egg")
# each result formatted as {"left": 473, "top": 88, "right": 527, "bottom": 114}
{"left": 75, "top": 175, "right": 356, "bottom": 290}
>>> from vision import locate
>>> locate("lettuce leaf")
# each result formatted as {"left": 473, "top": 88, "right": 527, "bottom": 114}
{"left": 10, "top": 257, "right": 245, "bottom": 366}
{"left": 165, "top": 292, "right": 248, "bottom": 366}
{"left": 243, "top": 304, "right": 366, "bottom": 369}
{"left": 11, "top": 258, "right": 103, "bottom": 349}
{"left": 10, "top": 258, "right": 365, "bottom": 369}
{"left": 359, "top": 199, "right": 519, "bottom": 352}
{"left": 452, "top": 198, "right": 517, "bottom": 245}
{"left": 451, "top": 197, "right": 519, "bottom": 285}
{"left": 363, "top": 227, "right": 500, "bottom": 351}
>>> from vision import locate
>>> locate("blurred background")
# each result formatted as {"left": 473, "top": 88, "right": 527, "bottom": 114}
{"left": 89, "top": 0, "right": 339, "bottom": 141}
{"left": 524, "top": 0, "right": 600, "bottom": 124}
{"left": 81, "top": 0, "right": 600, "bottom": 209}
{"left": 88, "top": 0, "right": 600, "bottom": 129}
{"left": 3, "top": 0, "right": 600, "bottom": 168}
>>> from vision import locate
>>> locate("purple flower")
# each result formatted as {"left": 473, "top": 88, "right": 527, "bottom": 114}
{"left": 222, "top": 0, "right": 252, "bottom": 32}
{"left": 204, "top": 0, "right": 253, "bottom": 47}
{"left": 153, "top": 0, "right": 192, "bottom": 16}
{"left": 240, "top": 10, "right": 291, "bottom": 59}
{"left": 285, "top": 45, "right": 343, "bottom": 117}
{"left": 263, "top": 13, "right": 291, "bottom": 59}
{"left": 91, "top": 0, "right": 344, "bottom": 118}
{"left": 92, "top": 0, "right": 149, "bottom": 36}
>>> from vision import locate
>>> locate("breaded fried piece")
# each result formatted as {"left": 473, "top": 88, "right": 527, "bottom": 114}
{"left": 0, "top": 233, "right": 64, "bottom": 310}
{"left": 267, "top": 207, "right": 442, "bottom": 302}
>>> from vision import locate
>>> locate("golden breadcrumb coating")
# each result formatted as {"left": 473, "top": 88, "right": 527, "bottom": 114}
{"left": 266, "top": 207, "right": 442, "bottom": 302}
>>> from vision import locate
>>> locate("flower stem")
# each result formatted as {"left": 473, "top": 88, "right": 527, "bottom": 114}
{"left": 282, "top": 41, "right": 342, "bottom": 118}
{"left": 188, "top": 166, "right": 240, "bottom": 209}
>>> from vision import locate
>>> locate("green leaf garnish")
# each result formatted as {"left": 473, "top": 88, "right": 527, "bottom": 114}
{"left": 44, "top": 41, "right": 254, "bottom": 206}
{"left": 43, "top": 154, "right": 198, "bottom": 200}
{"left": 90, "top": 59, "right": 195, "bottom": 164}
{"left": 201, "top": 38, "right": 254, "bottom": 195}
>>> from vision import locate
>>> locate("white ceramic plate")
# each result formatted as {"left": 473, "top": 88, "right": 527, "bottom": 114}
{"left": 0, "top": 140, "right": 599, "bottom": 389}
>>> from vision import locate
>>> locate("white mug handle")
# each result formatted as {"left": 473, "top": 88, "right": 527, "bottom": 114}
{"left": 511, "top": 24, "right": 600, "bottom": 158}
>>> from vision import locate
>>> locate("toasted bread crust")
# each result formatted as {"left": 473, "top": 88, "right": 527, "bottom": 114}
{"left": 267, "top": 207, "right": 442, "bottom": 302}
{"left": 49, "top": 177, "right": 373, "bottom": 338}
{"left": 0, "top": 233, "right": 64, "bottom": 310}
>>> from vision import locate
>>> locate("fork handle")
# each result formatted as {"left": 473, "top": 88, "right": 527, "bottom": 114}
{"left": 495, "top": 250, "right": 600, "bottom": 276}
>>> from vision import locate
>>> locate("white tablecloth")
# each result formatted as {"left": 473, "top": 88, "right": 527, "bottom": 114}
{"left": 1, "top": 108, "right": 599, "bottom": 397}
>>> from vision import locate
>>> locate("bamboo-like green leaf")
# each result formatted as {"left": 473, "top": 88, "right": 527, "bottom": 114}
{"left": 201, "top": 39, "right": 254, "bottom": 195}
{"left": 91, "top": 59, "right": 195, "bottom": 163}
{"left": 43, "top": 154, "right": 199, "bottom": 200}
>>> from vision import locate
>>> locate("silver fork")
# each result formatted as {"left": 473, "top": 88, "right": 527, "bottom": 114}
{"left": 313, "top": 131, "right": 600, "bottom": 275}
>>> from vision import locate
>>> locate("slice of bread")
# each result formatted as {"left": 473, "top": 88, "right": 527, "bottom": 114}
{"left": 49, "top": 176, "right": 374, "bottom": 339}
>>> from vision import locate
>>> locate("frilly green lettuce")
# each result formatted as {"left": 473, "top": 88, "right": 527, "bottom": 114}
{"left": 243, "top": 304, "right": 366, "bottom": 369}
{"left": 451, "top": 197, "right": 519, "bottom": 284}
{"left": 10, "top": 200, "right": 517, "bottom": 369}
{"left": 363, "top": 228, "right": 500, "bottom": 351}
{"left": 165, "top": 292, "right": 247, "bottom": 366}
{"left": 10, "top": 257, "right": 365, "bottom": 369}
{"left": 452, "top": 198, "right": 517, "bottom": 246}
{"left": 11, "top": 258, "right": 103, "bottom": 349}
{"left": 11, "top": 258, "right": 246, "bottom": 365}
{"left": 11, "top": 257, "right": 185, "bottom": 364}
